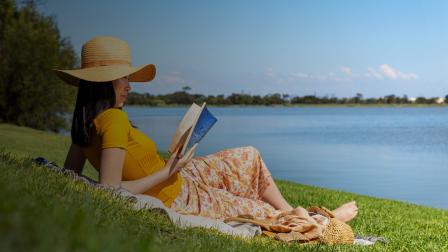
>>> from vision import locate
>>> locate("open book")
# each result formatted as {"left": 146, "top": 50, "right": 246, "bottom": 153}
{"left": 168, "top": 102, "right": 217, "bottom": 159}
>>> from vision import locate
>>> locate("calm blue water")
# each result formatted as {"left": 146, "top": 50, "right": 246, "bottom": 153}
{"left": 124, "top": 106, "right": 448, "bottom": 209}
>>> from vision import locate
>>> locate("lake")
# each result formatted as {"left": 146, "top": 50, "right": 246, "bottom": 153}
{"left": 124, "top": 106, "right": 448, "bottom": 209}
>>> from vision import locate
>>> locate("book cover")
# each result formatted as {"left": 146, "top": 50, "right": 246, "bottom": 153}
{"left": 186, "top": 105, "right": 217, "bottom": 151}
{"left": 168, "top": 102, "right": 217, "bottom": 156}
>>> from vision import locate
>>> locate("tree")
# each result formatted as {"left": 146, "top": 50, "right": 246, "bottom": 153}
{"left": 228, "top": 93, "right": 253, "bottom": 105}
{"left": 182, "top": 86, "right": 191, "bottom": 92}
{"left": 415, "top": 97, "right": 427, "bottom": 104}
{"left": 165, "top": 91, "right": 192, "bottom": 104}
{"left": 0, "top": 0, "right": 78, "bottom": 131}
{"left": 384, "top": 95, "right": 397, "bottom": 104}
{"left": 401, "top": 94, "right": 409, "bottom": 104}
{"left": 263, "top": 93, "right": 284, "bottom": 105}
{"left": 354, "top": 93, "right": 363, "bottom": 103}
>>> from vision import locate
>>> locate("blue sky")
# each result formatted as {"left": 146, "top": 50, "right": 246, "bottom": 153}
{"left": 38, "top": 0, "right": 448, "bottom": 98}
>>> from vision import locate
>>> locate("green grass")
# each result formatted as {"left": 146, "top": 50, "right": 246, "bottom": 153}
{"left": 1, "top": 123, "right": 448, "bottom": 251}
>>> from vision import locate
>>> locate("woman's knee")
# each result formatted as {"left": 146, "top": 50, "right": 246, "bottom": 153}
{"left": 245, "top": 145, "right": 260, "bottom": 156}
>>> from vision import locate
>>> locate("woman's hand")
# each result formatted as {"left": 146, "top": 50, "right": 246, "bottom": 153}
{"left": 165, "top": 143, "right": 198, "bottom": 177}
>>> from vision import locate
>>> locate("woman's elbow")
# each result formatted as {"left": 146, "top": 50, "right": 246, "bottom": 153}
{"left": 98, "top": 176, "right": 122, "bottom": 190}
{"left": 119, "top": 181, "right": 140, "bottom": 194}
{"left": 98, "top": 180, "right": 139, "bottom": 195}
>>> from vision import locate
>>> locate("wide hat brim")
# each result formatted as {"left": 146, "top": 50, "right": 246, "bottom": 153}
{"left": 54, "top": 64, "right": 156, "bottom": 86}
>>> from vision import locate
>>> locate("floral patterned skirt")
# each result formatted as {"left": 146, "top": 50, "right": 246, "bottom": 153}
{"left": 170, "top": 146, "right": 281, "bottom": 220}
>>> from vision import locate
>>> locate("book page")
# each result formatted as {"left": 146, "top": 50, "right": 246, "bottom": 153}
{"left": 181, "top": 103, "right": 206, "bottom": 155}
{"left": 168, "top": 127, "right": 192, "bottom": 174}
{"left": 168, "top": 103, "right": 202, "bottom": 153}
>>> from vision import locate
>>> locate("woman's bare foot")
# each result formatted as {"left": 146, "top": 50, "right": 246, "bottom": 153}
{"left": 332, "top": 201, "right": 358, "bottom": 222}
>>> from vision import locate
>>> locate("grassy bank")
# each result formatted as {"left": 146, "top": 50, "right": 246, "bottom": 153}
{"left": 1, "top": 123, "right": 447, "bottom": 251}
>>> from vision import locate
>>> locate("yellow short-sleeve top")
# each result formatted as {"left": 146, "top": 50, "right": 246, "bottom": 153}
{"left": 81, "top": 108, "right": 182, "bottom": 207}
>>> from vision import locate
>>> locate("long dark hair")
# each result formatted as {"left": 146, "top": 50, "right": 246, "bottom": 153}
{"left": 71, "top": 80, "right": 116, "bottom": 146}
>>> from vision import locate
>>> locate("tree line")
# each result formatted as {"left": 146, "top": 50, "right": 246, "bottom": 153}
{"left": 127, "top": 90, "right": 448, "bottom": 106}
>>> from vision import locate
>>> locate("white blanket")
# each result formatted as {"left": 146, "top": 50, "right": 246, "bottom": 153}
{"left": 116, "top": 189, "right": 261, "bottom": 238}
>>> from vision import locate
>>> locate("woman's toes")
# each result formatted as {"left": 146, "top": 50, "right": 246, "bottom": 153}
{"left": 345, "top": 201, "right": 356, "bottom": 207}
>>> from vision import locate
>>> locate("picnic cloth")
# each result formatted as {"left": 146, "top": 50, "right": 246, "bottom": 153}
{"left": 32, "top": 157, "right": 388, "bottom": 245}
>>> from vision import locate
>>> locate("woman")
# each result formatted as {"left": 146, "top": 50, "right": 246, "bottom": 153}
{"left": 56, "top": 36, "right": 358, "bottom": 221}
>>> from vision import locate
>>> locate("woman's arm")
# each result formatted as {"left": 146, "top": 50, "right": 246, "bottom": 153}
{"left": 99, "top": 147, "right": 171, "bottom": 194}
{"left": 64, "top": 144, "right": 86, "bottom": 175}
{"left": 100, "top": 144, "right": 198, "bottom": 194}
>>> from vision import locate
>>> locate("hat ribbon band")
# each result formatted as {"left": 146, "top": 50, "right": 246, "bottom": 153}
{"left": 82, "top": 59, "right": 131, "bottom": 68}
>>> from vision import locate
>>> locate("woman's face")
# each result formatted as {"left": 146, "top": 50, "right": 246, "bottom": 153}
{"left": 112, "top": 76, "right": 131, "bottom": 108}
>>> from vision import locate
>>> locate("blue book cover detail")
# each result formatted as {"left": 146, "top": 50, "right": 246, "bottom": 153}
{"left": 187, "top": 106, "right": 217, "bottom": 150}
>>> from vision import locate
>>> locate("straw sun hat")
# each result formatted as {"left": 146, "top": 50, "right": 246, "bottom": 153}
{"left": 54, "top": 36, "right": 156, "bottom": 86}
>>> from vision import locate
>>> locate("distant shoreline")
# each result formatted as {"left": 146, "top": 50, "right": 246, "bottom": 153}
{"left": 126, "top": 103, "right": 448, "bottom": 108}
